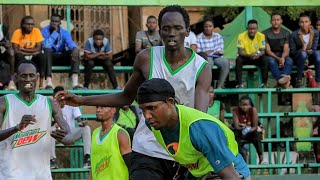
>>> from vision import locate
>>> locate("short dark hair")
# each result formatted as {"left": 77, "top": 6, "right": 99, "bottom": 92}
{"left": 51, "top": 13, "right": 62, "bottom": 19}
{"left": 247, "top": 19, "right": 258, "bottom": 26}
{"left": 239, "top": 95, "right": 254, "bottom": 107}
{"left": 53, "top": 86, "right": 64, "bottom": 94}
{"left": 203, "top": 15, "right": 214, "bottom": 25}
{"left": 271, "top": 13, "right": 282, "bottom": 19}
{"left": 299, "top": 13, "right": 310, "bottom": 20}
{"left": 93, "top": 29, "right": 104, "bottom": 37}
{"left": 17, "top": 60, "right": 38, "bottom": 74}
{"left": 147, "top": 15, "right": 157, "bottom": 22}
{"left": 20, "top": 16, "right": 34, "bottom": 36}
{"left": 158, "top": 5, "right": 190, "bottom": 28}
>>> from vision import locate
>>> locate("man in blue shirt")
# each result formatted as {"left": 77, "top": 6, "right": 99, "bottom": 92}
{"left": 83, "top": 29, "right": 119, "bottom": 89}
{"left": 41, "top": 14, "right": 81, "bottom": 89}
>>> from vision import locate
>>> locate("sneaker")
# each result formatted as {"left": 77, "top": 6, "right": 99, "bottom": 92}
{"left": 278, "top": 75, "right": 290, "bottom": 85}
{"left": 73, "top": 84, "right": 83, "bottom": 90}
{"left": 115, "top": 86, "right": 122, "bottom": 90}
{"left": 45, "top": 85, "right": 53, "bottom": 90}
{"left": 260, "top": 83, "right": 268, "bottom": 88}
{"left": 235, "top": 84, "right": 244, "bottom": 88}
{"left": 83, "top": 154, "right": 91, "bottom": 168}
{"left": 7, "top": 80, "right": 17, "bottom": 90}
{"left": 83, "top": 161, "right": 91, "bottom": 168}
{"left": 295, "top": 79, "right": 304, "bottom": 88}
{"left": 50, "top": 159, "right": 58, "bottom": 169}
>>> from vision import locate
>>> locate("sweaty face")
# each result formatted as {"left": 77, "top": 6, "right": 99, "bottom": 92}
{"left": 160, "top": 12, "right": 189, "bottom": 50}
{"left": 16, "top": 63, "right": 38, "bottom": 93}
{"left": 93, "top": 35, "right": 104, "bottom": 48}
{"left": 203, "top": 20, "right": 214, "bottom": 36}
{"left": 146, "top": 18, "right": 157, "bottom": 32}
{"left": 299, "top": 16, "right": 311, "bottom": 32}
{"left": 50, "top": 16, "right": 61, "bottom": 30}
{"left": 96, "top": 106, "right": 115, "bottom": 122}
{"left": 23, "top": 18, "right": 35, "bottom": 34}
{"left": 271, "top": 15, "right": 282, "bottom": 29}
{"left": 139, "top": 101, "right": 171, "bottom": 130}
{"left": 239, "top": 99, "right": 252, "bottom": 113}
{"left": 247, "top": 23, "right": 258, "bottom": 38}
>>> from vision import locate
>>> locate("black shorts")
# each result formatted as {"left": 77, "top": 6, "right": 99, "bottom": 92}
{"left": 130, "top": 151, "right": 179, "bottom": 180}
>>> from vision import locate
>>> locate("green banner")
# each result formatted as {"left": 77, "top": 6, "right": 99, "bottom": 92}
{"left": 0, "top": 0, "right": 319, "bottom": 6}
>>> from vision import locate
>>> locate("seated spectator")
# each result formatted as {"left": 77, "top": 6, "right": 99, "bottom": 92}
{"left": 290, "top": 14, "right": 320, "bottom": 88}
{"left": 236, "top": 19, "right": 268, "bottom": 88}
{"left": 263, "top": 13, "right": 292, "bottom": 88}
{"left": 83, "top": 29, "right": 120, "bottom": 89}
{"left": 41, "top": 14, "right": 81, "bottom": 89}
{"left": 184, "top": 30, "right": 197, "bottom": 52}
{"left": 197, "top": 17, "right": 229, "bottom": 88}
{"left": 232, "top": 95, "right": 263, "bottom": 164}
{"left": 135, "top": 15, "right": 162, "bottom": 54}
{"left": 316, "top": 19, "right": 320, "bottom": 50}
{"left": 51, "top": 86, "right": 91, "bottom": 168}
{"left": 207, "top": 86, "right": 225, "bottom": 122}
{"left": 0, "top": 24, "right": 15, "bottom": 90}
{"left": 114, "top": 105, "right": 142, "bottom": 141}
{"left": 11, "top": 16, "right": 46, "bottom": 88}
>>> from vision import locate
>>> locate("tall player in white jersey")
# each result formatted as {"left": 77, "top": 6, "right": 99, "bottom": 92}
{"left": 0, "top": 61, "right": 73, "bottom": 180}
{"left": 55, "top": 5, "right": 212, "bottom": 180}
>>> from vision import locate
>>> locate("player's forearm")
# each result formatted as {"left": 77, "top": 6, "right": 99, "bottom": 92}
{"left": 79, "top": 93, "right": 133, "bottom": 107}
{"left": 0, "top": 126, "right": 18, "bottom": 141}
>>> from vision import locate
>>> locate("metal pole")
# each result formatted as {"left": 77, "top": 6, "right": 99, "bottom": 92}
{"left": 66, "top": 5, "right": 71, "bottom": 32}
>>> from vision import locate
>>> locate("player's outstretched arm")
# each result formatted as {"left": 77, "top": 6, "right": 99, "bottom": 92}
{"left": 50, "top": 98, "right": 73, "bottom": 145}
{"left": 118, "top": 129, "right": 132, "bottom": 170}
{"left": 55, "top": 50, "right": 149, "bottom": 107}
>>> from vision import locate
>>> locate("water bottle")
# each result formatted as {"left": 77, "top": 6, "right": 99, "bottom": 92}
{"left": 242, "top": 127, "right": 251, "bottom": 136}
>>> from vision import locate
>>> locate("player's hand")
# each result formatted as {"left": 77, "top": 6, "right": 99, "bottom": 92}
{"left": 18, "top": 115, "right": 36, "bottom": 131}
{"left": 54, "top": 91, "right": 81, "bottom": 107}
{"left": 78, "top": 121, "right": 88, "bottom": 127}
{"left": 51, "top": 129, "right": 67, "bottom": 142}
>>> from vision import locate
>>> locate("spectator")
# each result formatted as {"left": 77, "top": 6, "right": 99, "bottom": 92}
{"left": 41, "top": 14, "right": 81, "bottom": 89}
{"left": 263, "top": 13, "right": 292, "bottom": 88}
{"left": 236, "top": 19, "right": 268, "bottom": 88}
{"left": 114, "top": 105, "right": 142, "bottom": 141}
{"left": 88, "top": 106, "right": 131, "bottom": 180}
{"left": 184, "top": 31, "right": 197, "bottom": 52}
{"left": 0, "top": 24, "right": 15, "bottom": 90}
{"left": 11, "top": 16, "right": 46, "bottom": 88}
{"left": 135, "top": 15, "right": 162, "bottom": 54}
{"left": 290, "top": 14, "right": 320, "bottom": 87}
{"left": 207, "top": 86, "right": 225, "bottom": 122}
{"left": 51, "top": 86, "right": 91, "bottom": 168}
{"left": 83, "top": 29, "right": 120, "bottom": 89}
{"left": 197, "top": 17, "right": 230, "bottom": 88}
{"left": 316, "top": 19, "right": 320, "bottom": 50}
{"left": 232, "top": 95, "right": 263, "bottom": 164}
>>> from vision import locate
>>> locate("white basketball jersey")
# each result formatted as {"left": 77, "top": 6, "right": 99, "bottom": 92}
{"left": 132, "top": 46, "right": 207, "bottom": 160}
{"left": 0, "top": 94, "right": 52, "bottom": 180}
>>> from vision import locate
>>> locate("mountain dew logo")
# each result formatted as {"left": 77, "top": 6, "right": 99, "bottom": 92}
{"left": 95, "top": 155, "right": 112, "bottom": 176}
{"left": 12, "top": 128, "right": 46, "bottom": 148}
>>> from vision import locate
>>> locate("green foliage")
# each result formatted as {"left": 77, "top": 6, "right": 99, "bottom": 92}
{"left": 205, "top": 7, "right": 320, "bottom": 21}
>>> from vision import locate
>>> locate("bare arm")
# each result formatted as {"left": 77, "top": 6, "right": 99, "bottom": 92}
{"left": 0, "top": 97, "right": 18, "bottom": 141}
{"left": 217, "top": 164, "right": 241, "bottom": 180}
{"left": 190, "top": 44, "right": 197, "bottom": 52}
{"left": 232, "top": 110, "right": 243, "bottom": 130}
{"left": 250, "top": 107, "right": 258, "bottom": 132}
{"left": 56, "top": 49, "right": 149, "bottom": 107}
{"left": 50, "top": 98, "right": 73, "bottom": 145}
{"left": 87, "top": 170, "right": 92, "bottom": 180}
{"left": 12, "top": 43, "right": 32, "bottom": 55}
{"left": 135, "top": 40, "right": 143, "bottom": 54}
{"left": 118, "top": 130, "right": 132, "bottom": 155}
{"left": 84, "top": 51, "right": 103, "bottom": 60}
{"left": 195, "top": 63, "right": 212, "bottom": 112}
{"left": 282, "top": 43, "right": 290, "bottom": 58}
{"left": 20, "top": 42, "right": 42, "bottom": 54}
{"left": 238, "top": 48, "right": 252, "bottom": 59}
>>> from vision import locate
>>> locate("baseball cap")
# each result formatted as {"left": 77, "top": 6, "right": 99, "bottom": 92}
{"left": 137, "top": 78, "right": 175, "bottom": 104}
